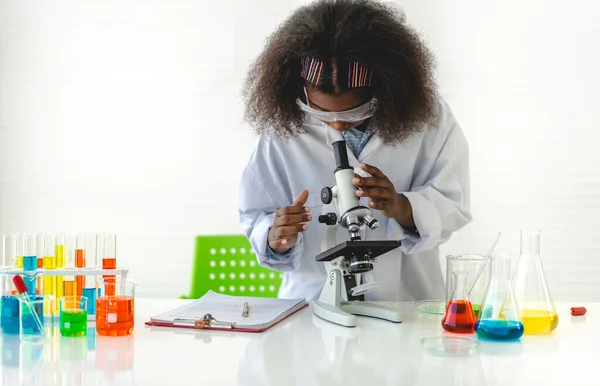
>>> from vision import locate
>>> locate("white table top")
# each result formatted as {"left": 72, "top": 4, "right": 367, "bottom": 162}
{"left": 1, "top": 299, "right": 596, "bottom": 385}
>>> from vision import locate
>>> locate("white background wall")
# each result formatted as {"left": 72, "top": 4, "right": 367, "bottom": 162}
{"left": 1, "top": 0, "right": 599, "bottom": 300}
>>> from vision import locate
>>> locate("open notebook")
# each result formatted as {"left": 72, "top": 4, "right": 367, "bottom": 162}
{"left": 146, "top": 291, "right": 308, "bottom": 332}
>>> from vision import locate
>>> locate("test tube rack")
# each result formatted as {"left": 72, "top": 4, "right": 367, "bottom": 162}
{"left": 0, "top": 267, "right": 129, "bottom": 278}
{"left": 0, "top": 266, "right": 130, "bottom": 321}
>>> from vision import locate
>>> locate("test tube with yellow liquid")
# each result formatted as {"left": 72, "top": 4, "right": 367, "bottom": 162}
{"left": 43, "top": 234, "right": 57, "bottom": 317}
{"left": 55, "top": 233, "right": 68, "bottom": 314}
{"left": 16, "top": 233, "right": 25, "bottom": 268}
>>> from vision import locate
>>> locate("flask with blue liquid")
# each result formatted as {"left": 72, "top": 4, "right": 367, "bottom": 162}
{"left": 474, "top": 254, "right": 524, "bottom": 341}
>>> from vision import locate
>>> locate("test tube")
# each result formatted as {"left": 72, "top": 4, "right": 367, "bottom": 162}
{"left": 83, "top": 276, "right": 98, "bottom": 318}
{"left": 42, "top": 234, "right": 56, "bottom": 317}
{"left": 75, "top": 233, "right": 87, "bottom": 297}
{"left": 63, "top": 276, "right": 77, "bottom": 298}
{"left": 16, "top": 233, "right": 25, "bottom": 269}
{"left": 3, "top": 235, "right": 18, "bottom": 268}
{"left": 36, "top": 233, "right": 45, "bottom": 294}
{"left": 63, "top": 236, "right": 77, "bottom": 300}
{"left": 83, "top": 233, "right": 99, "bottom": 317}
{"left": 22, "top": 235, "right": 38, "bottom": 297}
{"left": 55, "top": 233, "right": 66, "bottom": 314}
{"left": 98, "top": 233, "right": 117, "bottom": 296}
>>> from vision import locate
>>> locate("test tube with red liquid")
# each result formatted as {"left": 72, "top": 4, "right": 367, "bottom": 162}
{"left": 97, "top": 233, "right": 117, "bottom": 296}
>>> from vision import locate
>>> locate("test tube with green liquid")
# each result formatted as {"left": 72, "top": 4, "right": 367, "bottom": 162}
{"left": 43, "top": 234, "right": 56, "bottom": 317}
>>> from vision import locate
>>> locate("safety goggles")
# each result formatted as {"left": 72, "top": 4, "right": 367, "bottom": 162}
{"left": 297, "top": 88, "right": 377, "bottom": 123}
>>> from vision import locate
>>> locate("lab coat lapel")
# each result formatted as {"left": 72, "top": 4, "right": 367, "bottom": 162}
{"left": 357, "top": 133, "right": 383, "bottom": 162}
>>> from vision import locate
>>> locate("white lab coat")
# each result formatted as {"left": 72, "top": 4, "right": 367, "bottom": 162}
{"left": 238, "top": 98, "right": 472, "bottom": 302}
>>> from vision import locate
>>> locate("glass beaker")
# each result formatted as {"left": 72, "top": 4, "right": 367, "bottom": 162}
{"left": 512, "top": 229, "right": 558, "bottom": 334}
{"left": 60, "top": 296, "right": 88, "bottom": 337}
{"left": 96, "top": 278, "right": 136, "bottom": 336}
{"left": 446, "top": 255, "right": 490, "bottom": 318}
{"left": 442, "top": 270, "right": 476, "bottom": 334}
{"left": 475, "top": 254, "right": 524, "bottom": 341}
{"left": 19, "top": 295, "right": 46, "bottom": 344}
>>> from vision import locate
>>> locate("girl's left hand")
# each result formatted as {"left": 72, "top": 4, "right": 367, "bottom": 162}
{"left": 353, "top": 163, "right": 412, "bottom": 224}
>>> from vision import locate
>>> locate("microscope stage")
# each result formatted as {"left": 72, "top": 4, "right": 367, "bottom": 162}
{"left": 316, "top": 240, "right": 402, "bottom": 262}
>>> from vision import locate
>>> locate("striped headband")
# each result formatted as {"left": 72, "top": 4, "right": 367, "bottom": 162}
{"left": 300, "top": 56, "right": 373, "bottom": 88}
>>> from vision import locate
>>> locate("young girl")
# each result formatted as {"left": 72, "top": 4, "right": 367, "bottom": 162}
{"left": 238, "top": 0, "right": 472, "bottom": 301}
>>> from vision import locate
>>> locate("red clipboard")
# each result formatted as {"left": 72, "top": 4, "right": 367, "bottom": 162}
{"left": 144, "top": 303, "right": 308, "bottom": 333}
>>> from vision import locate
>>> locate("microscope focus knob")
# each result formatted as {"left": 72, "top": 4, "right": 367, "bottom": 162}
{"left": 321, "top": 187, "right": 333, "bottom": 204}
{"left": 318, "top": 213, "right": 337, "bottom": 226}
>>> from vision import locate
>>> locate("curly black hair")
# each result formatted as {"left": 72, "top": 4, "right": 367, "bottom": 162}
{"left": 242, "top": 0, "right": 439, "bottom": 144}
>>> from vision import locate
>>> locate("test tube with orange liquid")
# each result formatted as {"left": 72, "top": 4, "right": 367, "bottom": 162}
{"left": 62, "top": 235, "right": 77, "bottom": 302}
{"left": 75, "top": 233, "right": 87, "bottom": 297}
{"left": 96, "top": 278, "right": 136, "bottom": 336}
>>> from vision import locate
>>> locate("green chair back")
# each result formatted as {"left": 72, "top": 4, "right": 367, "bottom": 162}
{"left": 181, "top": 235, "right": 283, "bottom": 299}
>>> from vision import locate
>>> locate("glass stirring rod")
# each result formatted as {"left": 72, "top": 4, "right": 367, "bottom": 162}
{"left": 467, "top": 232, "right": 502, "bottom": 296}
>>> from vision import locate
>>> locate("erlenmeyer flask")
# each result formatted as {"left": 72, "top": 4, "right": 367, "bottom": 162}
{"left": 474, "top": 254, "right": 524, "bottom": 341}
{"left": 512, "top": 229, "right": 558, "bottom": 334}
{"left": 442, "top": 270, "right": 476, "bottom": 334}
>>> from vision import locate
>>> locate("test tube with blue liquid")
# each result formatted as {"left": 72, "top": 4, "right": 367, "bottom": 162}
{"left": 1, "top": 236, "right": 19, "bottom": 334}
{"left": 22, "top": 234, "right": 38, "bottom": 297}
{"left": 83, "top": 233, "right": 100, "bottom": 318}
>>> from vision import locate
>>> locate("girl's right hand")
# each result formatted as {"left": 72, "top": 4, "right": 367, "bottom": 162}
{"left": 268, "top": 189, "right": 312, "bottom": 254}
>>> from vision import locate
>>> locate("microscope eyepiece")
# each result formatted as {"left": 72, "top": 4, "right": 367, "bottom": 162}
{"left": 332, "top": 141, "right": 352, "bottom": 172}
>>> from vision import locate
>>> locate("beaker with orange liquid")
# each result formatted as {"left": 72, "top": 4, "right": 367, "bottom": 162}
{"left": 95, "top": 278, "right": 136, "bottom": 337}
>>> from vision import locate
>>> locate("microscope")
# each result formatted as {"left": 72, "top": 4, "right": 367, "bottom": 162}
{"left": 312, "top": 140, "right": 403, "bottom": 327}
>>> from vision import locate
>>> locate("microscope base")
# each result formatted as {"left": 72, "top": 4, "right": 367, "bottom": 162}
{"left": 341, "top": 301, "right": 402, "bottom": 323}
{"left": 313, "top": 300, "right": 402, "bottom": 327}
{"left": 313, "top": 301, "right": 357, "bottom": 327}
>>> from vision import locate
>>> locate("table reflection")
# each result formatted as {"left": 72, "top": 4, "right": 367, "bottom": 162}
{"left": 0, "top": 322, "right": 136, "bottom": 385}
